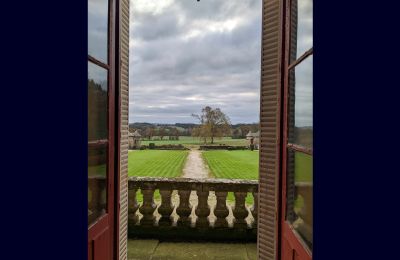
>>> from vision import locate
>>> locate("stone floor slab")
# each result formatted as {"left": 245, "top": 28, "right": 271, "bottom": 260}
{"left": 152, "top": 242, "right": 249, "bottom": 260}
{"left": 128, "top": 239, "right": 256, "bottom": 260}
{"left": 245, "top": 243, "right": 257, "bottom": 260}
{"left": 127, "top": 239, "right": 159, "bottom": 260}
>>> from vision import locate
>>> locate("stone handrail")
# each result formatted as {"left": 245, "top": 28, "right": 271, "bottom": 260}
{"left": 128, "top": 177, "right": 259, "bottom": 241}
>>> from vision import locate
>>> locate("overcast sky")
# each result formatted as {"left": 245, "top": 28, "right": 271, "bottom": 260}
{"left": 129, "top": 0, "right": 262, "bottom": 124}
{"left": 128, "top": 0, "right": 312, "bottom": 126}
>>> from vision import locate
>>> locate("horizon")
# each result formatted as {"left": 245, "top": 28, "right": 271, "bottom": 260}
{"left": 129, "top": 121, "right": 260, "bottom": 126}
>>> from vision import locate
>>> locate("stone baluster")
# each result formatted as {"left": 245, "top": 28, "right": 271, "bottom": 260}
{"left": 232, "top": 192, "right": 249, "bottom": 228}
{"left": 139, "top": 186, "right": 157, "bottom": 226}
{"left": 213, "top": 191, "right": 229, "bottom": 228}
{"left": 128, "top": 187, "right": 140, "bottom": 225}
{"left": 158, "top": 189, "right": 174, "bottom": 226}
{"left": 176, "top": 190, "right": 192, "bottom": 226}
{"left": 250, "top": 192, "right": 258, "bottom": 228}
{"left": 195, "top": 190, "right": 210, "bottom": 228}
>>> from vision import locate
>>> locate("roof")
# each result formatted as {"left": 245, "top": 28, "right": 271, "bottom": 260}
{"left": 246, "top": 130, "right": 260, "bottom": 138}
{"left": 129, "top": 130, "right": 142, "bottom": 137}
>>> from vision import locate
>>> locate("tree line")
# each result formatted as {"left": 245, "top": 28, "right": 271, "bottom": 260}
{"left": 129, "top": 106, "right": 259, "bottom": 142}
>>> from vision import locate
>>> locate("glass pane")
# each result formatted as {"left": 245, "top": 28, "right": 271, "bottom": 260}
{"left": 288, "top": 55, "right": 313, "bottom": 148}
{"left": 88, "top": 0, "right": 108, "bottom": 63}
{"left": 290, "top": 0, "right": 313, "bottom": 62}
{"left": 286, "top": 150, "right": 313, "bottom": 249}
{"left": 88, "top": 146, "right": 107, "bottom": 224}
{"left": 88, "top": 61, "right": 108, "bottom": 141}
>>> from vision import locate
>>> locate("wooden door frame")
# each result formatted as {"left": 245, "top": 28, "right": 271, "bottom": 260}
{"left": 88, "top": 0, "right": 119, "bottom": 259}
{"left": 279, "top": 0, "right": 312, "bottom": 258}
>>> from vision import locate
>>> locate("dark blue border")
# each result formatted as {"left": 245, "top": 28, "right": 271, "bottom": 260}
{"left": 1, "top": 0, "right": 399, "bottom": 259}
{"left": 314, "top": 1, "right": 400, "bottom": 259}
{"left": 1, "top": 1, "right": 87, "bottom": 259}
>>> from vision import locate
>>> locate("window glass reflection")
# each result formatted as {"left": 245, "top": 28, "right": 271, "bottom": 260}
{"left": 88, "top": 146, "right": 107, "bottom": 224}
{"left": 289, "top": 55, "right": 313, "bottom": 148}
{"left": 88, "top": 61, "right": 108, "bottom": 141}
{"left": 287, "top": 150, "right": 313, "bottom": 249}
{"left": 291, "top": 0, "right": 313, "bottom": 61}
{"left": 88, "top": 0, "right": 108, "bottom": 63}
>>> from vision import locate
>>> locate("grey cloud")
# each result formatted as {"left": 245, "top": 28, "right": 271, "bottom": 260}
{"left": 129, "top": 0, "right": 310, "bottom": 125}
{"left": 132, "top": 11, "right": 182, "bottom": 41}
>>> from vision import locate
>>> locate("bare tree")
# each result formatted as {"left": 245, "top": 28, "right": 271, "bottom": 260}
{"left": 192, "top": 106, "right": 231, "bottom": 144}
{"left": 158, "top": 127, "right": 166, "bottom": 140}
{"left": 144, "top": 127, "right": 154, "bottom": 140}
{"left": 170, "top": 128, "right": 179, "bottom": 140}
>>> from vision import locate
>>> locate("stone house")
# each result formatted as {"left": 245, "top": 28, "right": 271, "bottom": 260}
{"left": 246, "top": 130, "right": 260, "bottom": 150}
{"left": 128, "top": 130, "right": 142, "bottom": 149}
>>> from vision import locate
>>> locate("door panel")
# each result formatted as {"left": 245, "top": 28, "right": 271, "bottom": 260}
{"left": 93, "top": 227, "right": 110, "bottom": 260}
{"left": 88, "top": 0, "right": 115, "bottom": 259}
{"left": 281, "top": 236, "right": 293, "bottom": 260}
{"left": 88, "top": 216, "right": 111, "bottom": 260}
{"left": 282, "top": 223, "right": 311, "bottom": 260}
{"left": 281, "top": 0, "right": 313, "bottom": 259}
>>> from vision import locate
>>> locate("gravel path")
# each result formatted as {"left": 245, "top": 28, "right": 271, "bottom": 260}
{"left": 182, "top": 149, "right": 210, "bottom": 179}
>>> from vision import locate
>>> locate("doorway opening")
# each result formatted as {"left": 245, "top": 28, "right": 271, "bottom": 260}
{"left": 127, "top": 0, "right": 262, "bottom": 258}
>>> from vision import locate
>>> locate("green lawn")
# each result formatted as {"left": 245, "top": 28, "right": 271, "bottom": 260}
{"left": 141, "top": 136, "right": 247, "bottom": 147}
{"left": 202, "top": 150, "right": 259, "bottom": 180}
{"left": 202, "top": 150, "right": 259, "bottom": 204}
{"left": 128, "top": 150, "right": 188, "bottom": 178}
{"left": 128, "top": 149, "right": 312, "bottom": 207}
{"left": 129, "top": 150, "right": 189, "bottom": 202}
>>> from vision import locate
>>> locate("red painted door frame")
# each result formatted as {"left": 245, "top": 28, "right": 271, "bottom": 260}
{"left": 279, "top": 0, "right": 312, "bottom": 259}
{"left": 88, "top": 0, "right": 119, "bottom": 259}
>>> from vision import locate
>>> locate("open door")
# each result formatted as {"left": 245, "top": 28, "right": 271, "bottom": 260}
{"left": 88, "top": 0, "right": 116, "bottom": 259}
{"left": 281, "top": 0, "right": 313, "bottom": 259}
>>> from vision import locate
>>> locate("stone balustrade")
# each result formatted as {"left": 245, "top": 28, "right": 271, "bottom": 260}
{"left": 128, "top": 177, "right": 258, "bottom": 241}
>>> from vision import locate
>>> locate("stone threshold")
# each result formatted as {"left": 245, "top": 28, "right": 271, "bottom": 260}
{"left": 128, "top": 239, "right": 257, "bottom": 260}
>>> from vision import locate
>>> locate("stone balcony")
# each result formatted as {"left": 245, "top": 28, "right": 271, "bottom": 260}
{"left": 128, "top": 177, "right": 258, "bottom": 241}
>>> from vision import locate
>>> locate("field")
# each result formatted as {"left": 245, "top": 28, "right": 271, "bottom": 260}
{"left": 202, "top": 150, "right": 259, "bottom": 180}
{"left": 128, "top": 149, "right": 312, "bottom": 206}
{"left": 128, "top": 150, "right": 188, "bottom": 178}
{"left": 141, "top": 136, "right": 247, "bottom": 147}
{"left": 202, "top": 150, "right": 259, "bottom": 204}
{"left": 129, "top": 149, "right": 258, "bottom": 204}
{"left": 129, "top": 150, "right": 189, "bottom": 202}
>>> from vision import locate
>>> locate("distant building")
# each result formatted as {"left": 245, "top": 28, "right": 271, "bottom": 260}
{"left": 246, "top": 130, "right": 260, "bottom": 150}
{"left": 129, "top": 130, "right": 142, "bottom": 149}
